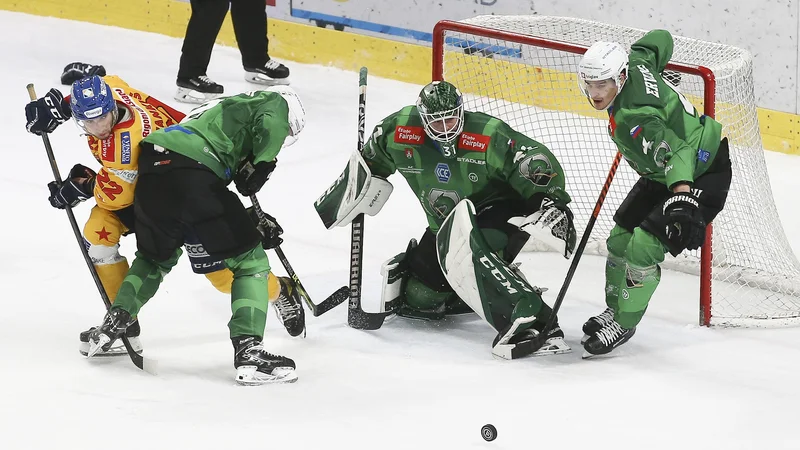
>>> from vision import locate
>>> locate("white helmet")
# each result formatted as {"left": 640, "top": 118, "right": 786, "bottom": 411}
{"left": 265, "top": 85, "right": 306, "bottom": 139}
{"left": 577, "top": 42, "right": 629, "bottom": 99}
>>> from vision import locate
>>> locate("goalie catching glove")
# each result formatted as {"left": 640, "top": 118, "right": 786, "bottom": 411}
{"left": 508, "top": 198, "right": 576, "bottom": 258}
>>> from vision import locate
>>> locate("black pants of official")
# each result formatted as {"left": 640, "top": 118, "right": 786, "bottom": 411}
{"left": 178, "top": 0, "right": 270, "bottom": 79}
{"left": 134, "top": 143, "right": 261, "bottom": 263}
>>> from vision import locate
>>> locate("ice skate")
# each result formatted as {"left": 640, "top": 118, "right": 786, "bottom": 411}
{"left": 244, "top": 59, "right": 290, "bottom": 86}
{"left": 581, "top": 307, "right": 615, "bottom": 344}
{"left": 79, "top": 318, "right": 142, "bottom": 357}
{"left": 582, "top": 320, "right": 636, "bottom": 359}
{"left": 233, "top": 336, "right": 297, "bottom": 385}
{"left": 175, "top": 75, "right": 223, "bottom": 104}
{"left": 273, "top": 276, "right": 306, "bottom": 337}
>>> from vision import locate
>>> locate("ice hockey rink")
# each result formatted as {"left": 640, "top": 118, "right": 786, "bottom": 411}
{"left": 4, "top": 10, "right": 800, "bottom": 450}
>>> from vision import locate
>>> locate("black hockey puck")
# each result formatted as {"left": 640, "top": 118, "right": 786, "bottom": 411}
{"left": 481, "top": 424, "right": 497, "bottom": 442}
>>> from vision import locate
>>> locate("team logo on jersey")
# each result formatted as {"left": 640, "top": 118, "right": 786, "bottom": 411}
{"left": 100, "top": 135, "right": 115, "bottom": 162}
{"left": 458, "top": 132, "right": 490, "bottom": 152}
{"left": 394, "top": 126, "right": 424, "bottom": 145}
{"left": 120, "top": 131, "right": 132, "bottom": 164}
{"left": 518, "top": 153, "right": 557, "bottom": 187}
{"left": 405, "top": 148, "right": 414, "bottom": 159}
{"left": 427, "top": 189, "right": 461, "bottom": 219}
{"left": 435, "top": 163, "right": 451, "bottom": 183}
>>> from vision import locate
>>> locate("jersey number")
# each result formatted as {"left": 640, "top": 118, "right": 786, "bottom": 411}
{"left": 96, "top": 171, "right": 123, "bottom": 200}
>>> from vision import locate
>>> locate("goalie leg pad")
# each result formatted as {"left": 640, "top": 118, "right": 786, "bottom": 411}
{"left": 436, "top": 199, "right": 547, "bottom": 332}
{"left": 314, "top": 151, "right": 393, "bottom": 229}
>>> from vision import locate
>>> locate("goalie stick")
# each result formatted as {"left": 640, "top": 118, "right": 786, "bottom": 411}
{"left": 510, "top": 151, "right": 623, "bottom": 359}
{"left": 26, "top": 83, "right": 157, "bottom": 375}
{"left": 249, "top": 195, "right": 348, "bottom": 316}
{"left": 347, "top": 67, "right": 392, "bottom": 330}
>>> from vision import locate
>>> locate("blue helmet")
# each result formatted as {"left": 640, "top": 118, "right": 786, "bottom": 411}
{"left": 70, "top": 75, "right": 115, "bottom": 121}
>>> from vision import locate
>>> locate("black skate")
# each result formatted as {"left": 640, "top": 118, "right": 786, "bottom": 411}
{"left": 233, "top": 336, "right": 297, "bottom": 385}
{"left": 492, "top": 316, "right": 571, "bottom": 360}
{"left": 582, "top": 320, "right": 636, "bottom": 359}
{"left": 244, "top": 58, "right": 290, "bottom": 85}
{"left": 581, "top": 307, "right": 615, "bottom": 344}
{"left": 273, "top": 276, "right": 306, "bottom": 337}
{"left": 175, "top": 75, "right": 224, "bottom": 104}
{"left": 86, "top": 309, "right": 137, "bottom": 358}
{"left": 79, "top": 318, "right": 142, "bottom": 357}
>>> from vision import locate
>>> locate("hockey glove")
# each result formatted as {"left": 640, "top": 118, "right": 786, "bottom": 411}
{"left": 663, "top": 192, "right": 706, "bottom": 252}
{"left": 47, "top": 164, "right": 96, "bottom": 209}
{"left": 60, "top": 62, "right": 107, "bottom": 86}
{"left": 234, "top": 159, "right": 277, "bottom": 197}
{"left": 246, "top": 207, "right": 284, "bottom": 249}
{"left": 25, "top": 88, "right": 71, "bottom": 135}
{"left": 508, "top": 199, "right": 577, "bottom": 258}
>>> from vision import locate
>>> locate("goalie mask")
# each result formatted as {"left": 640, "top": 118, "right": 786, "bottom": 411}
{"left": 70, "top": 75, "right": 118, "bottom": 140}
{"left": 577, "top": 42, "right": 629, "bottom": 110}
{"left": 416, "top": 81, "right": 464, "bottom": 144}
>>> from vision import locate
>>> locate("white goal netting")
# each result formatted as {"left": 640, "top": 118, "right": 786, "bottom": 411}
{"left": 434, "top": 15, "right": 800, "bottom": 326}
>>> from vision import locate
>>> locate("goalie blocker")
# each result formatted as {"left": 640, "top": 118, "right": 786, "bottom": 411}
{"left": 314, "top": 151, "right": 393, "bottom": 229}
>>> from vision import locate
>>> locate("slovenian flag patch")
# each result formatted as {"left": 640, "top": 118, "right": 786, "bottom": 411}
{"left": 630, "top": 125, "right": 642, "bottom": 139}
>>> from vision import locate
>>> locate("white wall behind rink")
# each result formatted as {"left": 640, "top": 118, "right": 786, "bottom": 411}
{"left": 270, "top": 0, "right": 798, "bottom": 114}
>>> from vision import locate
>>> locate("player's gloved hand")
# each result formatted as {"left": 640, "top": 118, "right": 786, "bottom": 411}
{"left": 47, "top": 164, "right": 96, "bottom": 209}
{"left": 247, "top": 207, "right": 284, "bottom": 249}
{"left": 234, "top": 159, "right": 277, "bottom": 196}
{"left": 508, "top": 199, "right": 576, "bottom": 258}
{"left": 60, "top": 62, "right": 107, "bottom": 86}
{"left": 25, "top": 88, "right": 71, "bottom": 135}
{"left": 663, "top": 191, "right": 706, "bottom": 251}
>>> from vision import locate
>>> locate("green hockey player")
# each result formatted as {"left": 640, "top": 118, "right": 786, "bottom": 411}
{"left": 85, "top": 87, "right": 307, "bottom": 384}
{"left": 315, "top": 80, "right": 577, "bottom": 359}
{"left": 577, "top": 30, "right": 732, "bottom": 357}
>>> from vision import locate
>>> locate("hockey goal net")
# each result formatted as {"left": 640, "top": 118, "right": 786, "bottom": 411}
{"left": 433, "top": 16, "right": 800, "bottom": 327}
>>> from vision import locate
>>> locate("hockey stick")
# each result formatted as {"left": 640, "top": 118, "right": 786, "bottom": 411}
{"left": 511, "top": 152, "right": 623, "bottom": 359}
{"left": 347, "top": 67, "right": 392, "bottom": 330}
{"left": 26, "top": 84, "right": 157, "bottom": 374}
{"left": 249, "top": 195, "right": 349, "bottom": 316}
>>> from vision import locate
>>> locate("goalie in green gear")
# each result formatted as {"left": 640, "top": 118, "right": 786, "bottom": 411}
{"left": 316, "top": 80, "right": 577, "bottom": 359}
{"left": 577, "top": 30, "right": 732, "bottom": 358}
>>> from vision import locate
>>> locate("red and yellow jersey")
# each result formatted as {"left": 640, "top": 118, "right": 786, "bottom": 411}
{"left": 83, "top": 75, "right": 185, "bottom": 211}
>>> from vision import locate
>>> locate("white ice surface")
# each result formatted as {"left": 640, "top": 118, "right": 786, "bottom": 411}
{"left": 2, "top": 11, "right": 800, "bottom": 450}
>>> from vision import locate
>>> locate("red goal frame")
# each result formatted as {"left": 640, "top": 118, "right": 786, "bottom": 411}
{"left": 431, "top": 20, "right": 718, "bottom": 326}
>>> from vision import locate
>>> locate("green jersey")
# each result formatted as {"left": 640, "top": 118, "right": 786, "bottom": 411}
{"left": 142, "top": 91, "right": 291, "bottom": 180}
{"left": 609, "top": 29, "right": 723, "bottom": 188}
{"left": 363, "top": 107, "right": 571, "bottom": 232}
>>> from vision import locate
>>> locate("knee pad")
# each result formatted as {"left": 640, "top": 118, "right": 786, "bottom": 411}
{"left": 205, "top": 269, "right": 234, "bottom": 294}
{"left": 400, "top": 275, "right": 454, "bottom": 320}
{"left": 87, "top": 242, "right": 126, "bottom": 266}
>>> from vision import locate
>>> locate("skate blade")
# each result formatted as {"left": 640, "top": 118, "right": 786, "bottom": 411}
{"left": 174, "top": 87, "right": 221, "bottom": 105}
{"left": 244, "top": 73, "right": 290, "bottom": 86}
{"left": 235, "top": 366, "right": 298, "bottom": 386}
{"left": 532, "top": 337, "right": 572, "bottom": 356}
{"left": 84, "top": 336, "right": 143, "bottom": 358}
{"left": 582, "top": 350, "right": 611, "bottom": 360}
{"left": 580, "top": 334, "right": 590, "bottom": 345}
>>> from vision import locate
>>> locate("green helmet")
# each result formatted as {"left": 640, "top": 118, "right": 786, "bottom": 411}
{"left": 416, "top": 81, "right": 464, "bottom": 143}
